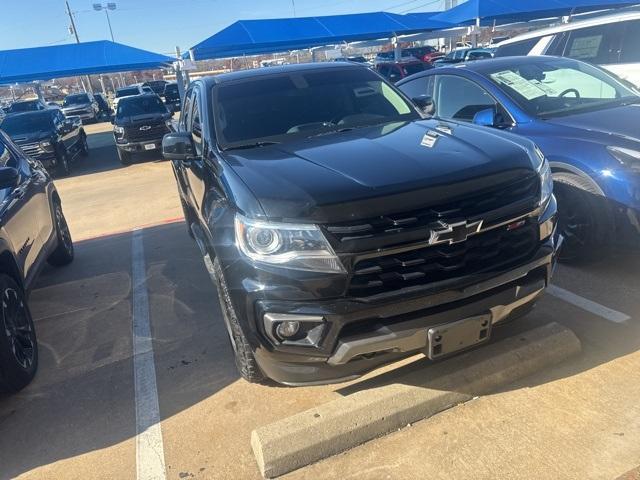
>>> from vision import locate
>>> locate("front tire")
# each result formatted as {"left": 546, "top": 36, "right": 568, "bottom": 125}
{"left": 553, "top": 171, "right": 611, "bottom": 263}
{"left": 79, "top": 133, "right": 89, "bottom": 157}
{"left": 47, "top": 201, "right": 74, "bottom": 266}
{"left": 117, "top": 148, "right": 132, "bottom": 165}
{"left": 55, "top": 148, "right": 71, "bottom": 177}
{"left": 0, "top": 275, "right": 38, "bottom": 393}
{"left": 212, "top": 257, "right": 265, "bottom": 384}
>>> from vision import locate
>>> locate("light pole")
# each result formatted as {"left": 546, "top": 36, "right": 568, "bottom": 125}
{"left": 93, "top": 3, "right": 125, "bottom": 87}
{"left": 291, "top": 0, "right": 296, "bottom": 17}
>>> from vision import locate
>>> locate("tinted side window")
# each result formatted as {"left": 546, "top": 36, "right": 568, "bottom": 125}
{"left": 563, "top": 24, "right": 623, "bottom": 64}
{"left": 190, "top": 92, "right": 203, "bottom": 155}
{"left": 545, "top": 33, "right": 568, "bottom": 56}
{"left": 181, "top": 89, "right": 193, "bottom": 131}
{"left": 434, "top": 75, "right": 496, "bottom": 122}
{"left": 399, "top": 76, "right": 435, "bottom": 100}
{"left": 399, "top": 77, "right": 428, "bottom": 99}
{"left": 494, "top": 38, "right": 540, "bottom": 57}
{"left": 620, "top": 20, "right": 640, "bottom": 63}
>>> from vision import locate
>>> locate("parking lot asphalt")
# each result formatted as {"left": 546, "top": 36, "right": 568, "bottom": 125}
{"left": 1, "top": 122, "right": 639, "bottom": 479}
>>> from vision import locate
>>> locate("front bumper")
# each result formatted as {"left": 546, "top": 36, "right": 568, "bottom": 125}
{"left": 115, "top": 138, "right": 163, "bottom": 152}
{"left": 216, "top": 199, "right": 560, "bottom": 385}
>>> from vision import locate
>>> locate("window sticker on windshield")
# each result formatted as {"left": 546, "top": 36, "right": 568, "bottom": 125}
{"left": 490, "top": 70, "right": 547, "bottom": 100}
{"left": 353, "top": 86, "right": 377, "bottom": 97}
{"left": 568, "top": 35, "right": 603, "bottom": 60}
{"left": 421, "top": 130, "right": 439, "bottom": 148}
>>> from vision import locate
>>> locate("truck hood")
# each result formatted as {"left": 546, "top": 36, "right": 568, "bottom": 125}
{"left": 545, "top": 104, "right": 640, "bottom": 146}
{"left": 62, "top": 103, "right": 91, "bottom": 112}
{"left": 9, "top": 130, "right": 52, "bottom": 144}
{"left": 114, "top": 113, "right": 170, "bottom": 127}
{"left": 222, "top": 120, "right": 539, "bottom": 222}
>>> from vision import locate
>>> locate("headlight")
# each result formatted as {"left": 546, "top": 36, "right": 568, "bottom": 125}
{"left": 608, "top": 146, "right": 640, "bottom": 172}
{"left": 537, "top": 155, "right": 553, "bottom": 208}
{"left": 39, "top": 140, "right": 54, "bottom": 152}
{"left": 114, "top": 126, "right": 124, "bottom": 135}
{"left": 234, "top": 213, "right": 345, "bottom": 273}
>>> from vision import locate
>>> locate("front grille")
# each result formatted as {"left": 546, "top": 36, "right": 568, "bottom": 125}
{"left": 124, "top": 121, "right": 168, "bottom": 142}
{"left": 348, "top": 221, "right": 539, "bottom": 297}
{"left": 325, "top": 175, "right": 539, "bottom": 253}
{"left": 18, "top": 142, "right": 43, "bottom": 157}
{"left": 65, "top": 108, "right": 89, "bottom": 115}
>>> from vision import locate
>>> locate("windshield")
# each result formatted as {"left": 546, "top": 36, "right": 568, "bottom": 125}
{"left": 164, "top": 84, "right": 178, "bottom": 94}
{"left": 117, "top": 96, "right": 166, "bottom": 117}
{"left": 116, "top": 88, "right": 140, "bottom": 98}
{"left": 1, "top": 112, "right": 52, "bottom": 135}
{"left": 214, "top": 67, "right": 418, "bottom": 149}
{"left": 484, "top": 58, "right": 639, "bottom": 118}
{"left": 7, "top": 101, "right": 40, "bottom": 113}
{"left": 63, "top": 94, "right": 90, "bottom": 106}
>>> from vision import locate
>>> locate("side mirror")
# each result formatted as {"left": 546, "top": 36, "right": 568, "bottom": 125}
{"left": 162, "top": 132, "right": 196, "bottom": 161}
{"left": 412, "top": 95, "right": 435, "bottom": 116}
{"left": 473, "top": 108, "right": 497, "bottom": 127}
{"left": 0, "top": 167, "right": 20, "bottom": 189}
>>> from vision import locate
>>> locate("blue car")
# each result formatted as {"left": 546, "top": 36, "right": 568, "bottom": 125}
{"left": 397, "top": 56, "right": 640, "bottom": 261}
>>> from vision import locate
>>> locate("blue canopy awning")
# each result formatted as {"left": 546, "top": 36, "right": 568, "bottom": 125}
{"left": 0, "top": 40, "right": 174, "bottom": 85}
{"left": 188, "top": 11, "right": 453, "bottom": 60}
{"left": 431, "top": 0, "right": 640, "bottom": 26}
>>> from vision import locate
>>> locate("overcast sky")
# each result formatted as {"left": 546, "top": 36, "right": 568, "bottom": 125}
{"left": 0, "top": 0, "right": 447, "bottom": 55}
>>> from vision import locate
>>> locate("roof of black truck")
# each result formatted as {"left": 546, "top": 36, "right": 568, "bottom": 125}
{"left": 200, "top": 62, "right": 365, "bottom": 86}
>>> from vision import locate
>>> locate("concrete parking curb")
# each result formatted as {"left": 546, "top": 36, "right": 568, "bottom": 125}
{"left": 251, "top": 322, "right": 581, "bottom": 478}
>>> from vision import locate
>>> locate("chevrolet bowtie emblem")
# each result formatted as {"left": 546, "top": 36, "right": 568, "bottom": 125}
{"left": 429, "top": 220, "right": 484, "bottom": 245}
{"left": 140, "top": 125, "right": 151, "bottom": 131}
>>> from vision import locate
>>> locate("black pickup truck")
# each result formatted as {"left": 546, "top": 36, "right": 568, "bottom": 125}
{"left": 163, "top": 63, "right": 560, "bottom": 386}
{"left": 112, "top": 93, "right": 173, "bottom": 164}
{"left": 0, "top": 131, "right": 74, "bottom": 392}
{"left": 0, "top": 109, "right": 88, "bottom": 176}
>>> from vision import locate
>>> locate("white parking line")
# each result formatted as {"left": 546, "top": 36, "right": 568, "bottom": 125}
{"left": 547, "top": 285, "right": 631, "bottom": 323}
{"left": 132, "top": 229, "right": 167, "bottom": 480}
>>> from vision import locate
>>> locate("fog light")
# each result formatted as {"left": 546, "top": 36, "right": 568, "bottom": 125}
{"left": 276, "top": 320, "right": 300, "bottom": 339}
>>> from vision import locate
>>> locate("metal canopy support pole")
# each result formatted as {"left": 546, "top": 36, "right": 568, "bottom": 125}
{"left": 99, "top": 75, "right": 106, "bottom": 93}
{"left": 175, "top": 46, "right": 186, "bottom": 104}
{"left": 393, "top": 35, "right": 401, "bottom": 61}
{"left": 473, "top": 17, "right": 480, "bottom": 48}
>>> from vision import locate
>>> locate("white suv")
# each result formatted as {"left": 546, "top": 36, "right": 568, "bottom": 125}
{"left": 495, "top": 10, "right": 640, "bottom": 87}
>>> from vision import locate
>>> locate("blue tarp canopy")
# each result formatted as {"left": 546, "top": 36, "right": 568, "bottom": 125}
{"left": 188, "top": 11, "right": 453, "bottom": 60}
{"left": 431, "top": 0, "right": 640, "bottom": 26}
{"left": 0, "top": 40, "right": 174, "bottom": 85}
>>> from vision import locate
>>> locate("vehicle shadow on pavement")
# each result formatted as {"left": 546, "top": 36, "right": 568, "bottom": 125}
{"left": 0, "top": 223, "right": 239, "bottom": 479}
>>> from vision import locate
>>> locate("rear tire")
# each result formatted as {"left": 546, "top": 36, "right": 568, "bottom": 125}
{"left": 47, "top": 201, "right": 74, "bottom": 267}
{"left": 0, "top": 275, "right": 38, "bottom": 393}
{"left": 553, "top": 171, "right": 611, "bottom": 263}
{"left": 117, "top": 148, "right": 132, "bottom": 165}
{"left": 212, "top": 257, "right": 265, "bottom": 384}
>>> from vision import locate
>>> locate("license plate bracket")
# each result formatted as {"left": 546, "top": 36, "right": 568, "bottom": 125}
{"left": 144, "top": 143, "right": 156, "bottom": 151}
{"left": 427, "top": 314, "right": 492, "bottom": 360}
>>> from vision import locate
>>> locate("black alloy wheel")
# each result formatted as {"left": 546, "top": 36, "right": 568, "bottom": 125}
{"left": 0, "top": 275, "right": 38, "bottom": 393}
{"left": 47, "top": 201, "right": 74, "bottom": 266}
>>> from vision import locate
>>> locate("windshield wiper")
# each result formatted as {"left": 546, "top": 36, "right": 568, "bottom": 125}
{"left": 224, "top": 141, "right": 280, "bottom": 151}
